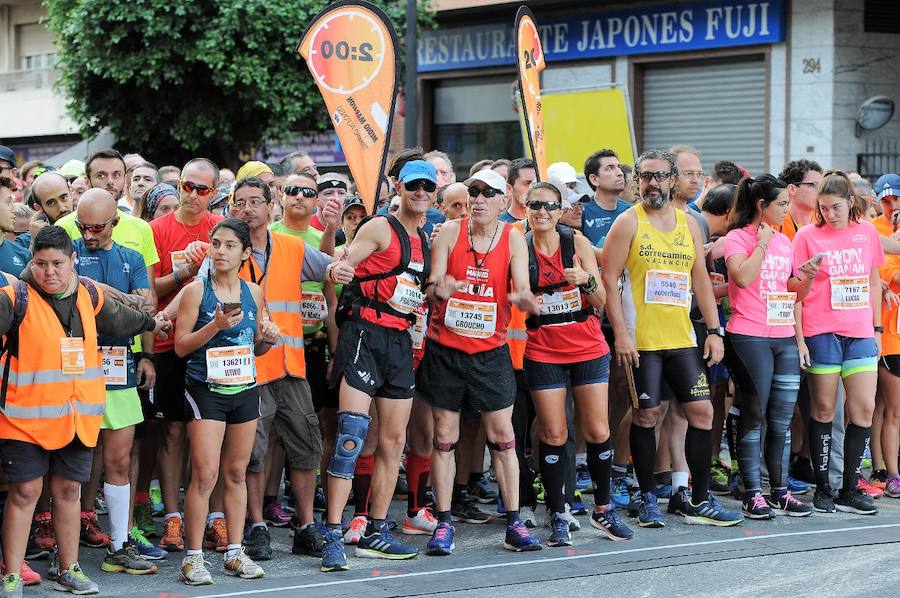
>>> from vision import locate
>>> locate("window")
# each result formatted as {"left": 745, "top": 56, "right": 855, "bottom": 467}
{"left": 21, "top": 53, "right": 56, "bottom": 71}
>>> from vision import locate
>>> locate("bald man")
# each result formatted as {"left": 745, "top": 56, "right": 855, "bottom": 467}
{"left": 31, "top": 171, "right": 74, "bottom": 224}
{"left": 73, "top": 188, "right": 164, "bottom": 567}
{"left": 439, "top": 183, "right": 469, "bottom": 221}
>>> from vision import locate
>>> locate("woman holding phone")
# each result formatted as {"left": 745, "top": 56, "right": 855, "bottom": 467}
{"left": 174, "top": 218, "right": 280, "bottom": 585}
{"left": 723, "top": 175, "right": 819, "bottom": 520}
{"left": 793, "top": 171, "right": 884, "bottom": 515}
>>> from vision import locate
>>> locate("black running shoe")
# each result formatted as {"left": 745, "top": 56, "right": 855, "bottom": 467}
{"left": 835, "top": 488, "right": 877, "bottom": 515}
{"left": 667, "top": 486, "right": 690, "bottom": 516}
{"left": 813, "top": 486, "right": 836, "bottom": 513}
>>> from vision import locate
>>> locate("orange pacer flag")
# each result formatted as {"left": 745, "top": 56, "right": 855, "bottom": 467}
{"left": 515, "top": 6, "right": 548, "bottom": 182}
{"left": 298, "top": 1, "right": 399, "bottom": 213}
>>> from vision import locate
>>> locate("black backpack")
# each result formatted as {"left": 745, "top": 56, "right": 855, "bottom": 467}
{"left": 524, "top": 224, "right": 593, "bottom": 329}
{"left": 336, "top": 214, "right": 431, "bottom": 327}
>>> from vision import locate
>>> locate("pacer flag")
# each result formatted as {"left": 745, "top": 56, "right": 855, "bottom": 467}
{"left": 515, "top": 6, "right": 548, "bottom": 181}
{"left": 298, "top": 1, "right": 399, "bottom": 213}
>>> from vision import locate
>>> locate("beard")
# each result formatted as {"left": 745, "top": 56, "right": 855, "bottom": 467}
{"left": 641, "top": 189, "right": 671, "bottom": 210}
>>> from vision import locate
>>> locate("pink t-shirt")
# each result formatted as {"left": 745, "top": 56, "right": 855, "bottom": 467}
{"left": 792, "top": 220, "right": 884, "bottom": 338}
{"left": 724, "top": 225, "right": 795, "bottom": 338}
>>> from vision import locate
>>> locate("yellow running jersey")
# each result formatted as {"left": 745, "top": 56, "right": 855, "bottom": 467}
{"left": 625, "top": 203, "right": 696, "bottom": 350}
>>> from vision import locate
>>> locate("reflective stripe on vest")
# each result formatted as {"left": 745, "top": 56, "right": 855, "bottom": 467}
{"left": 2, "top": 400, "right": 106, "bottom": 419}
{"left": 266, "top": 300, "right": 303, "bottom": 314}
{"left": 7, "top": 366, "right": 104, "bottom": 388}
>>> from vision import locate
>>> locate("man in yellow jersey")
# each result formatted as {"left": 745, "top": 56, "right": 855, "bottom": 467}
{"left": 601, "top": 149, "right": 742, "bottom": 529}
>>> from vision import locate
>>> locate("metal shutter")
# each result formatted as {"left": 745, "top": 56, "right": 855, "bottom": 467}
{"left": 641, "top": 57, "right": 766, "bottom": 174}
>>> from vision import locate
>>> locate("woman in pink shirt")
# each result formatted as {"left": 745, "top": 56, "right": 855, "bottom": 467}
{"left": 793, "top": 170, "right": 884, "bottom": 516}
{"left": 724, "top": 174, "right": 818, "bottom": 520}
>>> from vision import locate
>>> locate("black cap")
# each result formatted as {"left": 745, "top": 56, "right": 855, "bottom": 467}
{"left": 342, "top": 194, "right": 366, "bottom": 215}
{"left": 0, "top": 145, "right": 15, "bottom": 167}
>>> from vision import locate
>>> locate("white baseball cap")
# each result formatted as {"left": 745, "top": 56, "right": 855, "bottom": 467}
{"left": 464, "top": 168, "right": 507, "bottom": 193}
{"left": 548, "top": 162, "right": 578, "bottom": 185}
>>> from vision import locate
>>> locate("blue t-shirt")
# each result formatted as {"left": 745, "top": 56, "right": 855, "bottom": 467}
{"left": 498, "top": 210, "right": 521, "bottom": 224}
{"left": 0, "top": 238, "right": 30, "bottom": 277}
{"left": 581, "top": 199, "right": 631, "bottom": 247}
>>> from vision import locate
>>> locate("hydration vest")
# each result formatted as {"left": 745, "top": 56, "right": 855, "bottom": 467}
{"left": 525, "top": 224, "right": 593, "bottom": 329}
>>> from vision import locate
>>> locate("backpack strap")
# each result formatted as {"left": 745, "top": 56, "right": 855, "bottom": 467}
{"left": 78, "top": 277, "right": 101, "bottom": 312}
{"left": 525, "top": 229, "right": 539, "bottom": 294}
{"left": 559, "top": 224, "right": 576, "bottom": 270}
{"left": 0, "top": 280, "right": 29, "bottom": 409}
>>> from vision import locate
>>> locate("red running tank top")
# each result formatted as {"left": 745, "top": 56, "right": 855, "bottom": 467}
{"left": 524, "top": 244, "right": 608, "bottom": 364}
{"left": 356, "top": 222, "right": 426, "bottom": 331}
{"left": 428, "top": 220, "right": 513, "bottom": 354}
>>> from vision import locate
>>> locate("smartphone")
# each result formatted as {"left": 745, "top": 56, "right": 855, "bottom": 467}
{"left": 222, "top": 302, "right": 241, "bottom": 313}
{"left": 803, "top": 252, "right": 826, "bottom": 269}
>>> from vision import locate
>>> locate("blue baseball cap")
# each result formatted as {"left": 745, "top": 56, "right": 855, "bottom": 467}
{"left": 875, "top": 173, "right": 900, "bottom": 200}
{"left": 398, "top": 160, "right": 437, "bottom": 185}
{"left": 0, "top": 145, "right": 14, "bottom": 167}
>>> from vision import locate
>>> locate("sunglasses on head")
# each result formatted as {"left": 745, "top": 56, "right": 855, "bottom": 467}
{"left": 283, "top": 185, "right": 318, "bottom": 198}
{"left": 526, "top": 200, "right": 561, "bottom": 212}
{"left": 468, "top": 186, "right": 500, "bottom": 199}
{"left": 404, "top": 179, "right": 437, "bottom": 193}
{"left": 637, "top": 171, "right": 672, "bottom": 182}
{"left": 180, "top": 180, "right": 215, "bottom": 197}
{"left": 75, "top": 216, "right": 117, "bottom": 234}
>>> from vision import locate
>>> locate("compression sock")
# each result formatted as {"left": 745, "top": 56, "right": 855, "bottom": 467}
{"left": 686, "top": 426, "right": 713, "bottom": 503}
{"left": 586, "top": 440, "right": 612, "bottom": 507}
{"left": 808, "top": 418, "right": 833, "bottom": 489}
{"left": 629, "top": 424, "right": 657, "bottom": 495}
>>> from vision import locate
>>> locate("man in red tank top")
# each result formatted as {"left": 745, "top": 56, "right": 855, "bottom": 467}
{"left": 418, "top": 168, "right": 542, "bottom": 555}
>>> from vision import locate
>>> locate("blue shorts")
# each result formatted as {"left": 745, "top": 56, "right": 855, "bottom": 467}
{"left": 524, "top": 353, "right": 610, "bottom": 391}
{"left": 806, "top": 333, "right": 878, "bottom": 378}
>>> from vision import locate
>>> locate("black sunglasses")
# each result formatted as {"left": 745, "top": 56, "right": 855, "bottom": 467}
{"left": 468, "top": 186, "right": 500, "bottom": 199}
{"left": 526, "top": 200, "right": 561, "bottom": 212}
{"left": 404, "top": 179, "right": 437, "bottom": 193}
{"left": 283, "top": 185, "right": 317, "bottom": 198}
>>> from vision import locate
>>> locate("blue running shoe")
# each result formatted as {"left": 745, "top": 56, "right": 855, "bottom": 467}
{"left": 683, "top": 494, "right": 744, "bottom": 527}
{"left": 638, "top": 492, "right": 665, "bottom": 528}
{"left": 571, "top": 491, "right": 588, "bottom": 515}
{"left": 356, "top": 522, "right": 418, "bottom": 560}
{"left": 321, "top": 527, "right": 348, "bottom": 572}
{"left": 425, "top": 522, "right": 455, "bottom": 556}
{"left": 468, "top": 476, "right": 498, "bottom": 504}
{"left": 546, "top": 513, "right": 572, "bottom": 547}
{"left": 787, "top": 475, "right": 810, "bottom": 495}
{"left": 504, "top": 519, "right": 542, "bottom": 552}
{"left": 496, "top": 494, "right": 507, "bottom": 515}
{"left": 128, "top": 527, "right": 166, "bottom": 560}
{"left": 575, "top": 465, "right": 593, "bottom": 493}
{"left": 652, "top": 483, "right": 673, "bottom": 503}
{"left": 610, "top": 478, "right": 630, "bottom": 509}
{"left": 590, "top": 506, "right": 634, "bottom": 541}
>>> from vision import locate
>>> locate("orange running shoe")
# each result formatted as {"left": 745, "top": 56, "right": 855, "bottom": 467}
{"left": 2, "top": 561, "right": 41, "bottom": 586}
{"left": 858, "top": 475, "right": 884, "bottom": 498}
{"left": 160, "top": 515, "right": 185, "bottom": 552}
{"left": 31, "top": 512, "right": 56, "bottom": 553}
{"left": 79, "top": 511, "right": 110, "bottom": 548}
{"left": 202, "top": 517, "right": 228, "bottom": 552}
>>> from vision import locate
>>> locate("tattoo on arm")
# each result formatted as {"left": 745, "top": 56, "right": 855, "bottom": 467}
{"left": 98, "top": 283, "right": 156, "bottom": 316}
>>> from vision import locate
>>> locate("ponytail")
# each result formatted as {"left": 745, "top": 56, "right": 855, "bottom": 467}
{"left": 727, "top": 174, "right": 786, "bottom": 232}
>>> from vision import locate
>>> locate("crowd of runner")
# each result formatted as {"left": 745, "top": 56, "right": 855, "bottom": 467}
{"left": 0, "top": 141, "right": 897, "bottom": 595}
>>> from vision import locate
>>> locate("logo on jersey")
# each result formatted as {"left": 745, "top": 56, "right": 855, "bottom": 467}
{"left": 673, "top": 231, "right": 687, "bottom": 247}
{"left": 122, "top": 262, "right": 130, "bottom": 273}
{"left": 544, "top": 455, "right": 559, "bottom": 464}
{"left": 584, "top": 219, "right": 595, "bottom": 227}
{"left": 11, "top": 256, "right": 22, "bottom": 266}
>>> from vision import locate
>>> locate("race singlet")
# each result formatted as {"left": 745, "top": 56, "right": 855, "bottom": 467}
{"left": 206, "top": 345, "right": 254, "bottom": 386}
{"left": 766, "top": 292, "right": 796, "bottom": 326}
{"left": 60, "top": 337, "right": 86, "bottom": 375}
{"left": 386, "top": 262, "right": 425, "bottom": 315}
{"left": 444, "top": 298, "right": 497, "bottom": 338}
{"left": 100, "top": 346, "right": 128, "bottom": 385}
{"left": 644, "top": 270, "right": 691, "bottom": 307}
{"left": 830, "top": 276, "right": 869, "bottom": 310}
{"left": 538, "top": 289, "right": 582, "bottom": 321}
{"left": 299, "top": 291, "right": 328, "bottom": 324}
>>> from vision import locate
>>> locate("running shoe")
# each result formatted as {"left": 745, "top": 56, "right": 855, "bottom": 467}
{"left": 394, "top": 474, "right": 409, "bottom": 501}
{"left": 789, "top": 456, "right": 816, "bottom": 485}
{"left": 46, "top": 551, "right": 59, "bottom": 582}
{"left": 786, "top": 475, "right": 809, "bottom": 495}
{"left": 149, "top": 485, "right": 164, "bottom": 517}
{"left": 54, "top": 564, "right": 99, "bottom": 595}
{"left": 813, "top": 486, "right": 836, "bottom": 513}
{"left": 203, "top": 518, "right": 228, "bottom": 553}
{"left": 79, "top": 511, "right": 110, "bottom": 548}
{"left": 533, "top": 477, "right": 546, "bottom": 504}
{"left": 0, "top": 573, "right": 22, "bottom": 598}
{"left": 356, "top": 522, "right": 418, "bottom": 560}
{"left": 160, "top": 516, "right": 184, "bottom": 552}
{"left": 468, "top": 476, "right": 498, "bottom": 504}
{"left": 24, "top": 534, "right": 49, "bottom": 561}
{"left": 710, "top": 461, "right": 731, "bottom": 495}
{"left": 590, "top": 505, "right": 634, "bottom": 540}
{"left": 1, "top": 563, "right": 38, "bottom": 588}
{"left": 870, "top": 469, "right": 888, "bottom": 490}
{"left": 546, "top": 513, "right": 572, "bottom": 547}
{"left": 562, "top": 504, "right": 580, "bottom": 531}
{"left": 766, "top": 492, "right": 813, "bottom": 517}
{"left": 610, "top": 478, "right": 630, "bottom": 509}
{"left": 425, "top": 522, "right": 455, "bottom": 556}
{"left": 343, "top": 515, "right": 368, "bottom": 545}
{"left": 224, "top": 547, "right": 265, "bottom": 579}
{"left": 835, "top": 488, "right": 878, "bottom": 515}
{"left": 729, "top": 471, "right": 745, "bottom": 500}
{"left": 244, "top": 525, "right": 273, "bottom": 561}
{"left": 653, "top": 483, "right": 673, "bottom": 503}
{"left": 520, "top": 506, "right": 539, "bottom": 528}
{"left": 94, "top": 491, "right": 108, "bottom": 516}
{"left": 313, "top": 487, "right": 327, "bottom": 513}
{"left": 637, "top": 492, "right": 665, "bottom": 528}
{"left": 742, "top": 492, "right": 775, "bottom": 520}
{"left": 575, "top": 464, "right": 593, "bottom": 493}
{"left": 402, "top": 508, "right": 438, "bottom": 535}
{"left": 503, "top": 519, "right": 542, "bottom": 552}
{"left": 129, "top": 528, "right": 167, "bottom": 560}
{"left": 858, "top": 476, "right": 884, "bottom": 499}
{"left": 451, "top": 500, "right": 493, "bottom": 524}
{"left": 292, "top": 523, "right": 325, "bottom": 558}
{"left": 263, "top": 501, "right": 292, "bottom": 527}
{"left": 132, "top": 502, "right": 158, "bottom": 538}
{"left": 884, "top": 475, "right": 900, "bottom": 498}
{"left": 101, "top": 543, "right": 157, "bottom": 575}
{"left": 496, "top": 495, "right": 507, "bottom": 514}
{"left": 180, "top": 554, "right": 213, "bottom": 586}
{"left": 571, "top": 491, "right": 588, "bottom": 515}
{"left": 322, "top": 527, "right": 349, "bottom": 572}
{"left": 667, "top": 486, "right": 690, "bottom": 516}
{"left": 683, "top": 495, "right": 743, "bottom": 526}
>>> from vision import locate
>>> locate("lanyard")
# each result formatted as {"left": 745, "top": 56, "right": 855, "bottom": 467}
{"left": 248, "top": 233, "right": 272, "bottom": 286}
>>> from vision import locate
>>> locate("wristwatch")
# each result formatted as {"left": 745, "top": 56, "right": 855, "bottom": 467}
{"left": 875, "top": 326, "right": 884, "bottom": 333}
{"left": 707, "top": 326, "right": 725, "bottom": 337}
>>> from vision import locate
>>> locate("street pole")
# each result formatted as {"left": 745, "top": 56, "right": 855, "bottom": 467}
{"left": 404, "top": 0, "right": 417, "bottom": 148}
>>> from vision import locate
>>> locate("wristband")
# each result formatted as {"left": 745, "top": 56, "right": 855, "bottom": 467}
{"left": 875, "top": 326, "right": 884, "bottom": 333}
{"left": 756, "top": 242, "right": 768, "bottom": 252}
{"left": 579, "top": 274, "right": 598, "bottom": 295}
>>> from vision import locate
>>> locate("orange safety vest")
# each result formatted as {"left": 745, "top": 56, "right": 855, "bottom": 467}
{"left": 506, "top": 220, "right": 527, "bottom": 369}
{"left": 239, "top": 231, "right": 307, "bottom": 383}
{"left": 0, "top": 283, "right": 105, "bottom": 450}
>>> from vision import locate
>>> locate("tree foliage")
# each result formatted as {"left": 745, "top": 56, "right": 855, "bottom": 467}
{"left": 45, "top": 0, "right": 433, "bottom": 167}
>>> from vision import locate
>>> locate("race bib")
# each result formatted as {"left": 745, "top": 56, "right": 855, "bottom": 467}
{"left": 444, "top": 298, "right": 497, "bottom": 338}
{"left": 60, "top": 337, "right": 85, "bottom": 376}
{"left": 830, "top": 276, "right": 869, "bottom": 310}
{"left": 538, "top": 288, "right": 582, "bottom": 322}
{"left": 170, "top": 250, "right": 190, "bottom": 272}
{"left": 710, "top": 272, "right": 726, "bottom": 305}
{"left": 100, "top": 346, "right": 128, "bottom": 385}
{"left": 766, "top": 292, "right": 796, "bottom": 326}
{"left": 410, "top": 309, "right": 428, "bottom": 350}
{"left": 300, "top": 292, "right": 328, "bottom": 324}
{"left": 644, "top": 270, "right": 691, "bottom": 308}
{"left": 206, "top": 345, "right": 254, "bottom": 386}
{"left": 386, "top": 262, "right": 425, "bottom": 315}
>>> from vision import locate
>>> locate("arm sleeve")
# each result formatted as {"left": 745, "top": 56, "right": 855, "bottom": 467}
{"left": 302, "top": 244, "right": 332, "bottom": 283}
{"left": 96, "top": 294, "right": 155, "bottom": 338}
